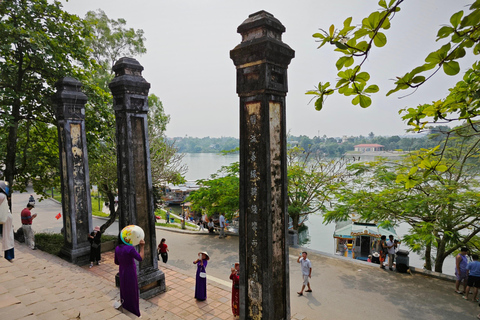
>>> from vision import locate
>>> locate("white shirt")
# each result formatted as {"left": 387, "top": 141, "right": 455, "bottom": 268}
{"left": 219, "top": 215, "right": 225, "bottom": 227}
{"left": 300, "top": 258, "right": 312, "bottom": 276}
{"left": 386, "top": 240, "right": 396, "bottom": 255}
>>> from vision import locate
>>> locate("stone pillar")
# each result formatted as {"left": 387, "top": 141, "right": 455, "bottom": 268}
{"left": 54, "top": 77, "right": 92, "bottom": 265}
{"left": 231, "top": 11, "right": 295, "bottom": 320}
{"left": 109, "top": 57, "right": 165, "bottom": 298}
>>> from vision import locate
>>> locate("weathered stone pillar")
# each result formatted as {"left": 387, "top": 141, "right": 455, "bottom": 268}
{"left": 230, "top": 11, "right": 295, "bottom": 320}
{"left": 54, "top": 77, "right": 92, "bottom": 265}
{"left": 109, "top": 57, "right": 165, "bottom": 298}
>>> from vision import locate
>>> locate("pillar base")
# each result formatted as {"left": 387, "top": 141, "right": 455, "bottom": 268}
{"left": 115, "top": 268, "right": 166, "bottom": 299}
{"left": 60, "top": 243, "right": 91, "bottom": 266}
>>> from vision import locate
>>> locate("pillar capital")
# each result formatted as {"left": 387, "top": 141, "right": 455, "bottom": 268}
{"left": 54, "top": 77, "right": 87, "bottom": 121}
{"left": 230, "top": 11, "right": 294, "bottom": 96}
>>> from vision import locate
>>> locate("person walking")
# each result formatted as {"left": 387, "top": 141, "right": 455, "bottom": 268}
{"left": 230, "top": 262, "right": 240, "bottom": 318}
{"left": 463, "top": 254, "right": 480, "bottom": 302}
{"left": 297, "top": 251, "right": 312, "bottom": 296}
{"left": 115, "top": 236, "right": 145, "bottom": 317}
{"left": 21, "top": 203, "right": 37, "bottom": 250}
{"left": 456, "top": 247, "right": 469, "bottom": 294}
{"left": 219, "top": 213, "right": 226, "bottom": 239}
{"left": 0, "top": 183, "right": 14, "bottom": 261}
{"left": 88, "top": 226, "right": 102, "bottom": 268}
{"left": 157, "top": 238, "right": 169, "bottom": 263}
{"left": 386, "top": 235, "right": 397, "bottom": 271}
{"left": 193, "top": 251, "right": 209, "bottom": 301}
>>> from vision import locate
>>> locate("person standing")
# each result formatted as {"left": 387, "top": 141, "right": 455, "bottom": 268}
{"left": 378, "top": 235, "right": 387, "bottom": 269}
{"left": 456, "top": 247, "right": 469, "bottom": 294}
{"left": 115, "top": 237, "right": 145, "bottom": 317}
{"left": 219, "top": 213, "right": 226, "bottom": 239}
{"left": 230, "top": 262, "right": 240, "bottom": 318}
{"left": 297, "top": 251, "right": 312, "bottom": 296}
{"left": 88, "top": 226, "right": 102, "bottom": 268}
{"left": 193, "top": 251, "right": 209, "bottom": 301}
{"left": 386, "top": 235, "right": 397, "bottom": 271}
{"left": 166, "top": 210, "right": 170, "bottom": 224}
{"left": 157, "top": 238, "right": 169, "bottom": 263}
{"left": 463, "top": 254, "right": 480, "bottom": 302}
{"left": 0, "top": 183, "right": 14, "bottom": 261}
{"left": 21, "top": 203, "right": 37, "bottom": 250}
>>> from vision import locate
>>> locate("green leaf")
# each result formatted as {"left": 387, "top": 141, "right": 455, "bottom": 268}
{"left": 443, "top": 61, "right": 460, "bottom": 76}
{"left": 314, "top": 97, "right": 323, "bottom": 111}
{"left": 450, "top": 11, "right": 464, "bottom": 28}
{"left": 329, "top": 24, "right": 335, "bottom": 37}
{"left": 364, "top": 84, "right": 379, "bottom": 93}
{"left": 436, "top": 26, "right": 454, "bottom": 39}
{"left": 358, "top": 95, "right": 372, "bottom": 108}
{"left": 356, "top": 72, "right": 370, "bottom": 82}
{"left": 411, "top": 76, "right": 426, "bottom": 84}
{"left": 312, "top": 33, "right": 325, "bottom": 39}
{"left": 336, "top": 56, "right": 349, "bottom": 70}
{"left": 334, "top": 41, "right": 349, "bottom": 50}
{"left": 460, "top": 9, "right": 480, "bottom": 28}
{"left": 435, "top": 165, "right": 448, "bottom": 172}
{"left": 373, "top": 32, "right": 387, "bottom": 47}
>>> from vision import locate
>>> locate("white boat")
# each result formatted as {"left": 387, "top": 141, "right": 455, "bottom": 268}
{"left": 163, "top": 182, "right": 200, "bottom": 205}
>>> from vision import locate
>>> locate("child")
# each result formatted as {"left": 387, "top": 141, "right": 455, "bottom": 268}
{"left": 88, "top": 226, "right": 102, "bottom": 268}
{"left": 367, "top": 255, "right": 372, "bottom": 263}
{"left": 157, "top": 238, "right": 169, "bottom": 263}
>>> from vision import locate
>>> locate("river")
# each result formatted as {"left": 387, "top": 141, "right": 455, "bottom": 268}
{"left": 180, "top": 153, "right": 456, "bottom": 275}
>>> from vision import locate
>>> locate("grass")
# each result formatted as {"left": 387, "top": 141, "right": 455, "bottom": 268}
{"left": 35, "top": 232, "right": 117, "bottom": 256}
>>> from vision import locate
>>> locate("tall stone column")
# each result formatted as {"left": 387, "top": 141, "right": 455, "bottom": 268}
{"left": 231, "top": 11, "right": 295, "bottom": 320}
{"left": 109, "top": 57, "right": 165, "bottom": 298}
{"left": 54, "top": 77, "right": 92, "bottom": 265}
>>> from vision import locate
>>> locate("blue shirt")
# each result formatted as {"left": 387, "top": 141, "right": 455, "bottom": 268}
{"left": 467, "top": 261, "right": 480, "bottom": 277}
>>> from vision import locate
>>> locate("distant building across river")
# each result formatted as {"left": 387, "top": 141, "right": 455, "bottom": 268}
{"left": 354, "top": 144, "right": 385, "bottom": 152}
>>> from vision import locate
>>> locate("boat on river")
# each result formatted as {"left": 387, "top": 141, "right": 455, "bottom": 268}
{"left": 334, "top": 220, "right": 397, "bottom": 261}
{"left": 163, "top": 182, "right": 200, "bottom": 205}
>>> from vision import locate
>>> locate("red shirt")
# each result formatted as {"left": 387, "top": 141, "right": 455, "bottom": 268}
{"left": 21, "top": 208, "right": 33, "bottom": 225}
{"left": 158, "top": 243, "right": 168, "bottom": 253}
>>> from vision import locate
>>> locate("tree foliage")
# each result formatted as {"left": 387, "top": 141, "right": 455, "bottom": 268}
{"left": 308, "top": 0, "right": 480, "bottom": 116}
{"left": 287, "top": 146, "right": 352, "bottom": 230}
{"left": 0, "top": 0, "right": 94, "bottom": 205}
{"left": 186, "top": 162, "right": 239, "bottom": 220}
{"left": 325, "top": 125, "right": 480, "bottom": 273}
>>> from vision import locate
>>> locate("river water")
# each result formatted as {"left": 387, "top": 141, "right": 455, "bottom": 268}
{"left": 180, "top": 153, "right": 455, "bottom": 275}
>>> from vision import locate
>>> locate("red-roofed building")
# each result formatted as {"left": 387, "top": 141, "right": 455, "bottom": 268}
{"left": 354, "top": 144, "right": 385, "bottom": 152}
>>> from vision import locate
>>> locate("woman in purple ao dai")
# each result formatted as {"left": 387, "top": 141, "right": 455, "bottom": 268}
{"left": 193, "top": 251, "right": 210, "bottom": 300}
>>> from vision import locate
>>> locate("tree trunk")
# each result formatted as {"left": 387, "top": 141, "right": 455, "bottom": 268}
{"left": 424, "top": 242, "right": 432, "bottom": 271}
{"left": 435, "top": 238, "right": 447, "bottom": 273}
{"left": 99, "top": 188, "right": 118, "bottom": 234}
{"left": 292, "top": 214, "right": 299, "bottom": 231}
{"left": 5, "top": 100, "right": 20, "bottom": 211}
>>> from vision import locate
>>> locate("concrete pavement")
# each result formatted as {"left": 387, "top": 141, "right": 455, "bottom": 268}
{"left": 2, "top": 190, "right": 480, "bottom": 319}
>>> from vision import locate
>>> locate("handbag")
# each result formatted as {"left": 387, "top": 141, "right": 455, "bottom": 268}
{"left": 199, "top": 272, "right": 207, "bottom": 278}
{"left": 92, "top": 242, "right": 100, "bottom": 249}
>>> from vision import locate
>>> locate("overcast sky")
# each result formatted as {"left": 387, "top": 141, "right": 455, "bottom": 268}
{"left": 61, "top": 0, "right": 475, "bottom": 138}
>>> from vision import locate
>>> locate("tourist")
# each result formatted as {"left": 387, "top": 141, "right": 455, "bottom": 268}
{"left": 379, "top": 235, "right": 387, "bottom": 269}
{"left": 21, "top": 203, "right": 37, "bottom": 250}
{"left": 28, "top": 194, "right": 35, "bottom": 205}
{"left": 193, "top": 251, "right": 209, "bottom": 301}
{"left": 219, "top": 213, "right": 226, "bottom": 239}
{"left": 88, "top": 226, "right": 102, "bottom": 268}
{"left": 367, "top": 255, "right": 372, "bottom": 263}
{"left": 157, "top": 238, "right": 169, "bottom": 263}
{"left": 207, "top": 219, "right": 215, "bottom": 233}
{"left": 230, "top": 262, "right": 240, "bottom": 318}
{"left": 115, "top": 236, "right": 145, "bottom": 317}
{"left": 0, "top": 183, "right": 14, "bottom": 261}
{"left": 297, "top": 251, "right": 312, "bottom": 296}
{"left": 386, "top": 235, "right": 397, "bottom": 271}
{"left": 166, "top": 210, "right": 170, "bottom": 224}
{"left": 464, "top": 254, "right": 480, "bottom": 301}
{"left": 455, "top": 247, "right": 469, "bottom": 294}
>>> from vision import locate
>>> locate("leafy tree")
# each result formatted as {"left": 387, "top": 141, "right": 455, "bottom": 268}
{"left": 325, "top": 126, "right": 480, "bottom": 272}
{"left": 308, "top": 0, "right": 480, "bottom": 113}
{"left": 0, "top": 0, "right": 95, "bottom": 208}
{"left": 287, "top": 147, "right": 352, "bottom": 230}
{"left": 187, "top": 162, "right": 239, "bottom": 220}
